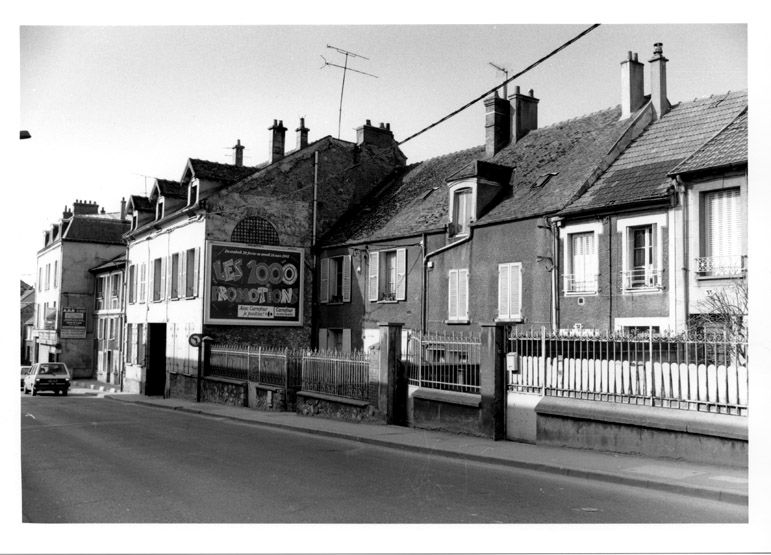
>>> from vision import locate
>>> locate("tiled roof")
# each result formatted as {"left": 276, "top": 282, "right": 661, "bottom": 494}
{"left": 89, "top": 253, "right": 127, "bottom": 273}
{"left": 188, "top": 159, "right": 259, "bottom": 184}
{"left": 155, "top": 179, "right": 187, "bottom": 199}
{"left": 63, "top": 215, "right": 130, "bottom": 245}
{"left": 128, "top": 194, "right": 153, "bottom": 213}
{"left": 561, "top": 91, "right": 748, "bottom": 215}
{"left": 322, "top": 105, "right": 629, "bottom": 244}
{"left": 322, "top": 145, "right": 485, "bottom": 244}
{"left": 670, "top": 108, "right": 747, "bottom": 176}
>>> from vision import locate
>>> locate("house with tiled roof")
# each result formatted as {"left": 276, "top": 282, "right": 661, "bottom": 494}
{"left": 122, "top": 119, "right": 406, "bottom": 395}
{"left": 20, "top": 281, "right": 35, "bottom": 364}
{"left": 89, "top": 253, "right": 127, "bottom": 385}
{"left": 556, "top": 44, "right": 747, "bottom": 334}
{"left": 31, "top": 199, "right": 130, "bottom": 378}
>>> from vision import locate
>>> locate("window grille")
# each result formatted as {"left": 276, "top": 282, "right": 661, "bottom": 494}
{"left": 231, "top": 216, "right": 280, "bottom": 246}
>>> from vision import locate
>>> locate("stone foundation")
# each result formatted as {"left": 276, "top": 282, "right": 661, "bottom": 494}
{"left": 296, "top": 391, "right": 382, "bottom": 423}
{"left": 202, "top": 376, "right": 247, "bottom": 407}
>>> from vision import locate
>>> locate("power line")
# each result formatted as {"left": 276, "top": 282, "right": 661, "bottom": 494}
{"left": 398, "top": 23, "right": 601, "bottom": 146}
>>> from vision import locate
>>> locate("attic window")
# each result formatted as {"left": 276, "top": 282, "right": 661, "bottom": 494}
{"left": 156, "top": 197, "right": 165, "bottom": 221}
{"left": 532, "top": 172, "right": 558, "bottom": 189}
{"left": 188, "top": 178, "right": 199, "bottom": 206}
{"left": 131, "top": 211, "right": 138, "bottom": 230}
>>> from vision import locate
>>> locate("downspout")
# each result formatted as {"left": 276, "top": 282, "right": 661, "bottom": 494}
{"left": 422, "top": 229, "right": 473, "bottom": 334}
{"left": 550, "top": 219, "right": 561, "bottom": 332}
{"left": 608, "top": 216, "right": 613, "bottom": 331}
{"left": 420, "top": 233, "right": 427, "bottom": 334}
{"left": 121, "top": 255, "right": 128, "bottom": 392}
{"left": 311, "top": 151, "right": 320, "bottom": 348}
{"left": 675, "top": 175, "right": 689, "bottom": 330}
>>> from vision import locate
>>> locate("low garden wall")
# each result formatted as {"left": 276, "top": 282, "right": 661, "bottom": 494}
{"left": 410, "top": 388, "right": 484, "bottom": 437}
{"left": 296, "top": 390, "right": 382, "bottom": 423}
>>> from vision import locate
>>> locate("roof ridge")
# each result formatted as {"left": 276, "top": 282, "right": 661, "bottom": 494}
{"left": 413, "top": 144, "right": 484, "bottom": 165}
{"left": 534, "top": 104, "right": 620, "bottom": 130}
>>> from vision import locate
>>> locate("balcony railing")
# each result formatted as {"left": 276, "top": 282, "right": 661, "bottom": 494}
{"left": 694, "top": 255, "right": 747, "bottom": 278}
{"left": 564, "top": 274, "right": 598, "bottom": 294}
{"left": 620, "top": 268, "right": 664, "bottom": 290}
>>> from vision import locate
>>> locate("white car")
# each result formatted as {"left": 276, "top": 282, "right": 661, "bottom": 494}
{"left": 23, "top": 362, "right": 71, "bottom": 396}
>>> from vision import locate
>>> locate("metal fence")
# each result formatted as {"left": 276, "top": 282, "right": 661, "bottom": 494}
{"left": 404, "top": 331, "right": 481, "bottom": 394}
{"left": 301, "top": 350, "right": 370, "bottom": 401}
{"left": 506, "top": 327, "right": 748, "bottom": 415}
{"left": 208, "top": 344, "right": 302, "bottom": 389}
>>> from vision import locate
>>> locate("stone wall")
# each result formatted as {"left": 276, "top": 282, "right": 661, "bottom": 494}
{"left": 410, "top": 389, "right": 484, "bottom": 437}
{"left": 201, "top": 376, "right": 247, "bottom": 407}
{"left": 169, "top": 371, "right": 197, "bottom": 401}
{"left": 296, "top": 391, "right": 382, "bottom": 423}
{"left": 248, "top": 383, "right": 287, "bottom": 411}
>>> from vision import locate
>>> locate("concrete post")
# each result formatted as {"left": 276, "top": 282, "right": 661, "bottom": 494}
{"left": 378, "top": 322, "right": 406, "bottom": 425}
{"left": 480, "top": 322, "right": 506, "bottom": 440}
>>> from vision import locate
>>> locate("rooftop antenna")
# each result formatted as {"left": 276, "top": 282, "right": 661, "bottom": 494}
{"left": 489, "top": 62, "right": 510, "bottom": 98}
{"left": 321, "top": 44, "right": 378, "bottom": 139}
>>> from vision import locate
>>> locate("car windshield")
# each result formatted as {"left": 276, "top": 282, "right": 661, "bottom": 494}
{"left": 37, "top": 364, "right": 68, "bottom": 376}
{"left": 21, "top": 367, "right": 31, "bottom": 375}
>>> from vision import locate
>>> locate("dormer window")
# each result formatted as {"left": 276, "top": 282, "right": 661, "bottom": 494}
{"left": 450, "top": 186, "right": 474, "bottom": 237}
{"left": 156, "top": 197, "right": 165, "bottom": 221}
{"left": 131, "top": 210, "right": 139, "bottom": 230}
{"left": 188, "top": 178, "right": 199, "bottom": 206}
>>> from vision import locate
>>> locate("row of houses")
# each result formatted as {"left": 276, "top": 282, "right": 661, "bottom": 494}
{"left": 27, "top": 43, "right": 748, "bottom": 395}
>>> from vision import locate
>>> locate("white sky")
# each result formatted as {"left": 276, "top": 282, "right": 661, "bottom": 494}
{"left": 5, "top": 1, "right": 771, "bottom": 553}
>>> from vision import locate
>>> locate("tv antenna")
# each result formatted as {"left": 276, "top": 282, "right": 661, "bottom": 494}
{"left": 321, "top": 44, "right": 378, "bottom": 139}
{"left": 489, "top": 62, "right": 510, "bottom": 98}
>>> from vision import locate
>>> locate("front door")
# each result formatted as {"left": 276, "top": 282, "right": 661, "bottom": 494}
{"left": 145, "top": 323, "right": 167, "bottom": 396}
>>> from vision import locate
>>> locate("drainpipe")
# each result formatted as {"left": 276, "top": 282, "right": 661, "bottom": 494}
{"left": 420, "top": 233, "right": 427, "bottom": 334}
{"left": 675, "top": 175, "right": 689, "bottom": 330}
{"left": 550, "top": 218, "right": 561, "bottom": 332}
{"left": 607, "top": 216, "right": 613, "bottom": 331}
{"left": 311, "top": 151, "right": 320, "bottom": 348}
{"left": 421, "top": 229, "right": 473, "bottom": 334}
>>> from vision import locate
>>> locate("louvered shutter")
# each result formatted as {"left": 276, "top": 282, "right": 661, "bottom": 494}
{"left": 368, "top": 251, "right": 379, "bottom": 302}
{"left": 705, "top": 189, "right": 740, "bottom": 259}
{"left": 498, "top": 264, "right": 510, "bottom": 318}
{"left": 396, "top": 249, "right": 406, "bottom": 300}
{"left": 180, "top": 251, "right": 187, "bottom": 298}
{"left": 165, "top": 256, "right": 173, "bottom": 300}
{"left": 342, "top": 329, "right": 352, "bottom": 353}
{"left": 342, "top": 255, "right": 351, "bottom": 302}
{"left": 459, "top": 269, "right": 469, "bottom": 320}
{"left": 510, "top": 264, "right": 521, "bottom": 318}
{"left": 448, "top": 270, "right": 458, "bottom": 320}
{"left": 320, "top": 258, "right": 329, "bottom": 303}
{"left": 192, "top": 248, "right": 200, "bottom": 296}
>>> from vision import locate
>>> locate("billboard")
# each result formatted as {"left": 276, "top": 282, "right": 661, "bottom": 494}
{"left": 204, "top": 241, "right": 304, "bottom": 326}
{"left": 60, "top": 307, "right": 87, "bottom": 339}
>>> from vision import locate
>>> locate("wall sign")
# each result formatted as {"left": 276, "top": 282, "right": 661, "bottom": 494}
{"left": 60, "top": 307, "right": 87, "bottom": 338}
{"left": 204, "top": 241, "right": 304, "bottom": 326}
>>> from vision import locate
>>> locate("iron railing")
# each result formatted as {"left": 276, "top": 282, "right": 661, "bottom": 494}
{"left": 208, "top": 344, "right": 302, "bottom": 389}
{"left": 563, "top": 274, "right": 598, "bottom": 294}
{"left": 620, "top": 268, "right": 664, "bottom": 290}
{"left": 506, "top": 327, "right": 748, "bottom": 415}
{"left": 301, "top": 350, "right": 370, "bottom": 401}
{"left": 694, "top": 255, "right": 747, "bottom": 277}
{"left": 404, "top": 331, "right": 481, "bottom": 394}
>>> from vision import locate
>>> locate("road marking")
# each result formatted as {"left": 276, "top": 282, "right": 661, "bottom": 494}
{"left": 24, "top": 413, "right": 36, "bottom": 420}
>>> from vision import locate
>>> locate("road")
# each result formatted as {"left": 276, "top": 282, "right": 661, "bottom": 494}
{"left": 21, "top": 394, "right": 747, "bottom": 523}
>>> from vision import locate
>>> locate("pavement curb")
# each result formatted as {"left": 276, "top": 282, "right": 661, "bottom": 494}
{"left": 107, "top": 396, "right": 748, "bottom": 506}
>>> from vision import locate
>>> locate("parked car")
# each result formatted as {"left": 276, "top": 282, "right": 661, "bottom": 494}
{"left": 23, "top": 362, "right": 71, "bottom": 396}
{"left": 20, "top": 366, "right": 31, "bottom": 389}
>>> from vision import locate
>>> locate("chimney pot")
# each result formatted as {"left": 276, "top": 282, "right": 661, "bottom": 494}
{"left": 649, "top": 42, "right": 670, "bottom": 119}
{"left": 233, "top": 139, "right": 245, "bottom": 166}
{"left": 366, "top": 119, "right": 371, "bottom": 126}
{"left": 484, "top": 92, "right": 511, "bottom": 156}
{"left": 295, "top": 118, "right": 310, "bottom": 150}
{"left": 507, "top": 87, "right": 539, "bottom": 144}
{"left": 620, "top": 48, "right": 645, "bottom": 119}
{"left": 269, "top": 120, "right": 287, "bottom": 163}
{"left": 356, "top": 119, "right": 395, "bottom": 148}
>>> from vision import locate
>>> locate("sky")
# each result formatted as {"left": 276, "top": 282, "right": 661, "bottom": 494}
{"left": 15, "top": 20, "right": 749, "bottom": 283}
{"left": 5, "top": 2, "right": 771, "bottom": 552}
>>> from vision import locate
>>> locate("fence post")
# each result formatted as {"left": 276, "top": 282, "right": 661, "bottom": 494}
{"left": 541, "top": 326, "right": 547, "bottom": 396}
{"left": 378, "top": 322, "right": 406, "bottom": 425}
{"left": 480, "top": 322, "right": 506, "bottom": 440}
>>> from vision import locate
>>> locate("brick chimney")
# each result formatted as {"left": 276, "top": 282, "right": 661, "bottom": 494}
{"left": 509, "top": 86, "right": 539, "bottom": 142}
{"left": 356, "top": 120, "right": 396, "bottom": 148}
{"left": 649, "top": 42, "right": 670, "bottom": 119}
{"left": 484, "top": 91, "right": 511, "bottom": 157}
{"left": 269, "top": 120, "right": 287, "bottom": 163}
{"left": 72, "top": 199, "right": 99, "bottom": 216}
{"left": 620, "top": 51, "right": 645, "bottom": 119}
{"left": 62, "top": 205, "right": 72, "bottom": 219}
{"left": 232, "top": 139, "right": 245, "bottom": 167}
{"left": 296, "top": 118, "right": 309, "bottom": 150}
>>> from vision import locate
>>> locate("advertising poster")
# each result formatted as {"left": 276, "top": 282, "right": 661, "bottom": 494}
{"left": 205, "top": 242, "right": 304, "bottom": 326}
{"left": 60, "top": 307, "right": 87, "bottom": 338}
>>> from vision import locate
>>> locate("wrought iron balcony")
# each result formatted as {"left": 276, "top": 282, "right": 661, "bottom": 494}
{"left": 694, "top": 255, "right": 747, "bottom": 278}
{"left": 563, "top": 274, "right": 598, "bottom": 294}
{"left": 620, "top": 267, "right": 664, "bottom": 291}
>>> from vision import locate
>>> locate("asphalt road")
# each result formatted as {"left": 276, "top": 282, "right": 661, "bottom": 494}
{"left": 21, "top": 394, "right": 747, "bottom": 523}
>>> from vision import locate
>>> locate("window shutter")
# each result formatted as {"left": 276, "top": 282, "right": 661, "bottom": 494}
{"left": 448, "top": 270, "right": 458, "bottom": 320}
{"left": 318, "top": 328, "right": 328, "bottom": 351}
{"left": 149, "top": 261, "right": 155, "bottom": 301}
{"left": 342, "top": 329, "right": 352, "bottom": 353}
{"left": 132, "top": 325, "right": 138, "bottom": 364}
{"left": 368, "top": 251, "right": 379, "bottom": 302}
{"left": 165, "top": 256, "right": 172, "bottom": 300}
{"left": 193, "top": 248, "right": 200, "bottom": 296}
{"left": 510, "top": 264, "right": 521, "bottom": 318}
{"left": 459, "top": 269, "right": 469, "bottom": 320}
{"left": 498, "top": 264, "right": 509, "bottom": 318}
{"left": 706, "top": 189, "right": 740, "bottom": 258}
{"left": 396, "top": 248, "right": 407, "bottom": 300}
{"left": 342, "top": 255, "right": 352, "bottom": 302}
{"left": 320, "top": 258, "right": 329, "bottom": 303}
{"left": 180, "top": 251, "right": 187, "bottom": 298}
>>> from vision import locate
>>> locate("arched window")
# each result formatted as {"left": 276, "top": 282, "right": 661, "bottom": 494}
{"left": 230, "top": 216, "right": 280, "bottom": 246}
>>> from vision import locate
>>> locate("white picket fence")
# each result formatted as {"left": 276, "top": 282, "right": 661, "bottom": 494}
{"left": 507, "top": 328, "right": 748, "bottom": 415}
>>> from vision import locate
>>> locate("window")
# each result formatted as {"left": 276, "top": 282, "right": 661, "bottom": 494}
{"left": 53, "top": 261, "right": 58, "bottom": 288}
{"left": 448, "top": 269, "right": 469, "bottom": 322}
{"left": 189, "top": 179, "right": 199, "bottom": 206}
{"left": 367, "top": 249, "right": 406, "bottom": 302}
{"left": 497, "top": 263, "right": 522, "bottom": 320}
{"left": 622, "top": 224, "right": 661, "bottom": 289}
{"left": 566, "top": 231, "right": 598, "bottom": 294}
{"left": 451, "top": 188, "right": 473, "bottom": 236}
{"left": 698, "top": 188, "right": 743, "bottom": 276}
{"left": 131, "top": 211, "right": 138, "bottom": 230}
{"left": 136, "top": 323, "right": 145, "bottom": 365}
{"left": 320, "top": 255, "right": 351, "bottom": 304}
{"left": 139, "top": 263, "right": 147, "bottom": 303}
{"left": 96, "top": 276, "right": 107, "bottom": 310}
{"left": 156, "top": 197, "right": 164, "bottom": 220}
{"left": 125, "top": 323, "right": 133, "bottom": 362}
{"left": 184, "top": 248, "right": 199, "bottom": 297}
{"left": 318, "top": 328, "right": 352, "bottom": 352}
{"left": 110, "top": 273, "right": 121, "bottom": 308}
{"left": 45, "top": 263, "right": 51, "bottom": 290}
{"left": 624, "top": 325, "right": 661, "bottom": 338}
{"left": 152, "top": 257, "right": 164, "bottom": 301}
{"left": 38, "top": 268, "right": 42, "bottom": 293}
{"left": 128, "top": 265, "right": 137, "bottom": 304}
{"left": 170, "top": 253, "right": 180, "bottom": 299}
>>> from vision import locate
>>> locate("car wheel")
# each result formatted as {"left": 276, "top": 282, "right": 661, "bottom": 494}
{"left": 31, "top": 386, "right": 37, "bottom": 396}
{"left": 23, "top": 386, "right": 28, "bottom": 395}
{"left": 63, "top": 389, "right": 68, "bottom": 396}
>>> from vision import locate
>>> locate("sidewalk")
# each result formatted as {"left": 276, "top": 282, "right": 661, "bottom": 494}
{"left": 99, "top": 386, "right": 748, "bottom": 506}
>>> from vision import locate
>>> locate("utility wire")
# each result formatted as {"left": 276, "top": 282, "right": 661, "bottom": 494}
{"left": 398, "top": 23, "right": 601, "bottom": 146}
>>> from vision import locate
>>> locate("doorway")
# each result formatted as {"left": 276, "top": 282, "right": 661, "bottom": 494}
{"left": 145, "top": 323, "right": 167, "bottom": 396}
